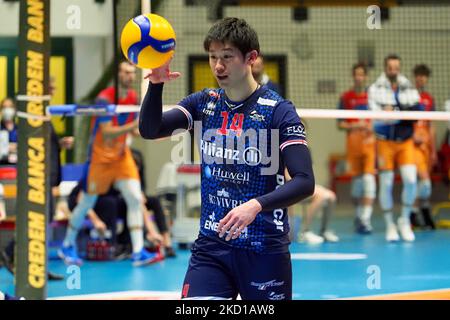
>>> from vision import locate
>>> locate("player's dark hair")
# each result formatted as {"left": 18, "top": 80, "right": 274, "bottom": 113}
{"left": 413, "top": 64, "right": 431, "bottom": 77}
{"left": 119, "top": 60, "right": 134, "bottom": 69}
{"left": 352, "top": 62, "right": 368, "bottom": 75}
{"left": 384, "top": 54, "right": 401, "bottom": 66}
{"left": 203, "top": 17, "right": 260, "bottom": 58}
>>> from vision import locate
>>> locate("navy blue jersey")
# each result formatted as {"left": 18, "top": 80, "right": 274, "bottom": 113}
{"left": 177, "top": 86, "right": 307, "bottom": 253}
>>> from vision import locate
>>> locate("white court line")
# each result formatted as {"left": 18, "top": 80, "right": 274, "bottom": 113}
{"left": 291, "top": 253, "right": 368, "bottom": 260}
{"left": 49, "top": 290, "right": 180, "bottom": 300}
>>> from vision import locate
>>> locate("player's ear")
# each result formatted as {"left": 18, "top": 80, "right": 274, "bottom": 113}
{"left": 246, "top": 50, "right": 258, "bottom": 65}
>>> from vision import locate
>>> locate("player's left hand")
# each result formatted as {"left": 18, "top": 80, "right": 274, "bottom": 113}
{"left": 218, "top": 199, "right": 262, "bottom": 241}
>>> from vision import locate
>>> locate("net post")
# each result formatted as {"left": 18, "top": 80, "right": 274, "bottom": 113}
{"left": 140, "top": 0, "right": 152, "bottom": 104}
{"left": 16, "top": 0, "right": 51, "bottom": 300}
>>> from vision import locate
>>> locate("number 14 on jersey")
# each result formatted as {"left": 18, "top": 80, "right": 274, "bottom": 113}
{"left": 217, "top": 111, "right": 244, "bottom": 136}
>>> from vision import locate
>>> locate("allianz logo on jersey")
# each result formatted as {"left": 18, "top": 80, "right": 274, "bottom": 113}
{"left": 208, "top": 188, "right": 246, "bottom": 209}
{"left": 203, "top": 211, "right": 248, "bottom": 238}
{"left": 204, "top": 166, "right": 250, "bottom": 185}
{"left": 202, "top": 102, "right": 216, "bottom": 116}
{"left": 200, "top": 140, "right": 262, "bottom": 166}
{"left": 196, "top": 126, "right": 280, "bottom": 175}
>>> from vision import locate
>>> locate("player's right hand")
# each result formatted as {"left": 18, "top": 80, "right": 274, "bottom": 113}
{"left": 144, "top": 58, "right": 181, "bottom": 84}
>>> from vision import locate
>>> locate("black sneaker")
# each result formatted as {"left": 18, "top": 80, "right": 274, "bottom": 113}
{"left": 48, "top": 271, "right": 64, "bottom": 281}
{"left": 1, "top": 249, "right": 64, "bottom": 280}
{"left": 4, "top": 293, "right": 25, "bottom": 300}
{"left": 0, "top": 250, "right": 14, "bottom": 275}
{"left": 420, "top": 207, "right": 436, "bottom": 230}
{"left": 165, "top": 246, "right": 177, "bottom": 258}
{"left": 354, "top": 218, "right": 372, "bottom": 235}
{"left": 410, "top": 212, "right": 424, "bottom": 229}
{"left": 114, "top": 245, "right": 132, "bottom": 261}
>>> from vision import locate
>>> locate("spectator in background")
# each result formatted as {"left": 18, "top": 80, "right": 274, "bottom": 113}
{"left": 131, "top": 149, "right": 176, "bottom": 257}
{"left": 0, "top": 79, "right": 74, "bottom": 281}
{"left": 438, "top": 121, "right": 450, "bottom": 186}
{"left": 368, "top": 54, "right": 423, "bottom": 242}
{"left": 410, "top": 64, "right": 436, "bottom": 229}
{"left": 0, "top": 183, "right": 5, "bottom": 222}
{"left": 67, "top": 181, "right": 120, "bottom": 242}
{"left": 69, "top": 180, "right": 165, "bottom": 255}
{"left": 337, "top": 63, "right": 376, "bottom": 234}
{"left": 251, "top": 54, "right": 281, "bottom": 94}
{"left": 296, "top": 185, "right": 339, "bottom": 244}
{"left": 0, "top": 97, "right": 18, "bottom": 164}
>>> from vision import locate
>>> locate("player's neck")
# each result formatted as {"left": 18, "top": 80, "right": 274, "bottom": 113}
{"left": 353, "top": 85, "right": 365, "bottom": 93}
{"left": 118, "top": 85, "right": 130, "bottom": 98}
{"left": 224, "top": 78, "right": 259, "bottom": 102}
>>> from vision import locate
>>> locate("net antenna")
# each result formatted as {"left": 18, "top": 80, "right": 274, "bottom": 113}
{"left": 140, "top": 0, "right": 152, "bottom": 103}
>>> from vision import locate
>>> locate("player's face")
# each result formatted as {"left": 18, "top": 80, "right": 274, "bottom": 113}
{"left": 1, "top": 98, "right": 15, "bottom": 110}
{"left": 119, "top": 63, "right": 136, "bottom": 88}
{"left": 415, "top": 74, "right": 428, "bottom": 89}
{"left": 385, "top": 59, "right": 401, "bottom": 82}
{"left": 353, "top": 67, "right": 367, "bottom": 87}
{"left": 208, "top": 41, "right": 251, "bottom": 88}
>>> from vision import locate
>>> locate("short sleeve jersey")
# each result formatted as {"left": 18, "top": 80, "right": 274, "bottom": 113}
{"left": 88, "top": 87, "right": 138, "bottom": 164}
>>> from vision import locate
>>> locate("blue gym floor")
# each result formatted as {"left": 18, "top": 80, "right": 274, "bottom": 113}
{"left": 1, "top": 216, "right": 450, "bottom": 300}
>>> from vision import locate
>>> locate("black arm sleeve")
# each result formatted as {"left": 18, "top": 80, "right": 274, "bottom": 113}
{"left": 256, "top": 144, "right": 315, "bottom": 211}
{"left": 139, "top": 82, "right": 190, "bottom": 139}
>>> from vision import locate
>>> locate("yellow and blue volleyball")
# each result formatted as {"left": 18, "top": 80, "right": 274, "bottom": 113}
{"left": 120, "top": 13, "right": 176, "bottom": 69}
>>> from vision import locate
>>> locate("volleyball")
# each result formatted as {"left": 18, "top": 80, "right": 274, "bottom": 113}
{"left": 120, "top": 13, "right": 176, "bottom": 69}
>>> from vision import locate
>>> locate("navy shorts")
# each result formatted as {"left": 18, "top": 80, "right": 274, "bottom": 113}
{"left": 181, "top": 235, "right": 292, "bottom": 300}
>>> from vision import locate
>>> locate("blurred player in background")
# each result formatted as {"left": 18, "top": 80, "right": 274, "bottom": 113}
{"left": 369, "top": 54, "right": 423, "bottom": 242}
{"left": 251, "top": 54, "right": 281, "bottom": 95}
{"left": 297, "top": 184, "right": 339, "bottom": 244}
{"left": 59, "top": 61, "right": 162, "bottom": 266}
{"left": 338, "top": 63, "right": 376, "bottom": 234}
{"left": 0, "top": 98, "right": 18, "bottom": 164}
{"left": 410, "top": 64, "right": 436, "bottom": 229}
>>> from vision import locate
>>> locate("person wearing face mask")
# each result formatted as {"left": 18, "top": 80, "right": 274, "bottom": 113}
{"left": 0, "top": 79, "right": 74, "bottom": 281}
{"left": 0, "top": 98, "right": 18, "bottom": 164}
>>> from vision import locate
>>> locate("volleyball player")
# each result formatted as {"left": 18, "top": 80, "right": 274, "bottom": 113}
{"left": 338, "top": 63, "right": 376, "bottom": 234}
{"left": 140, "top": 17, "right": 315, "bottom": 300}
{"left": 368, "top": 54, "right": 423, "bottom": 242}
{"left": 59, "top": 61, "right": 162, "bottom": 266}
{"left": 410, "top": 64, "right": 436, "bottom": 229}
